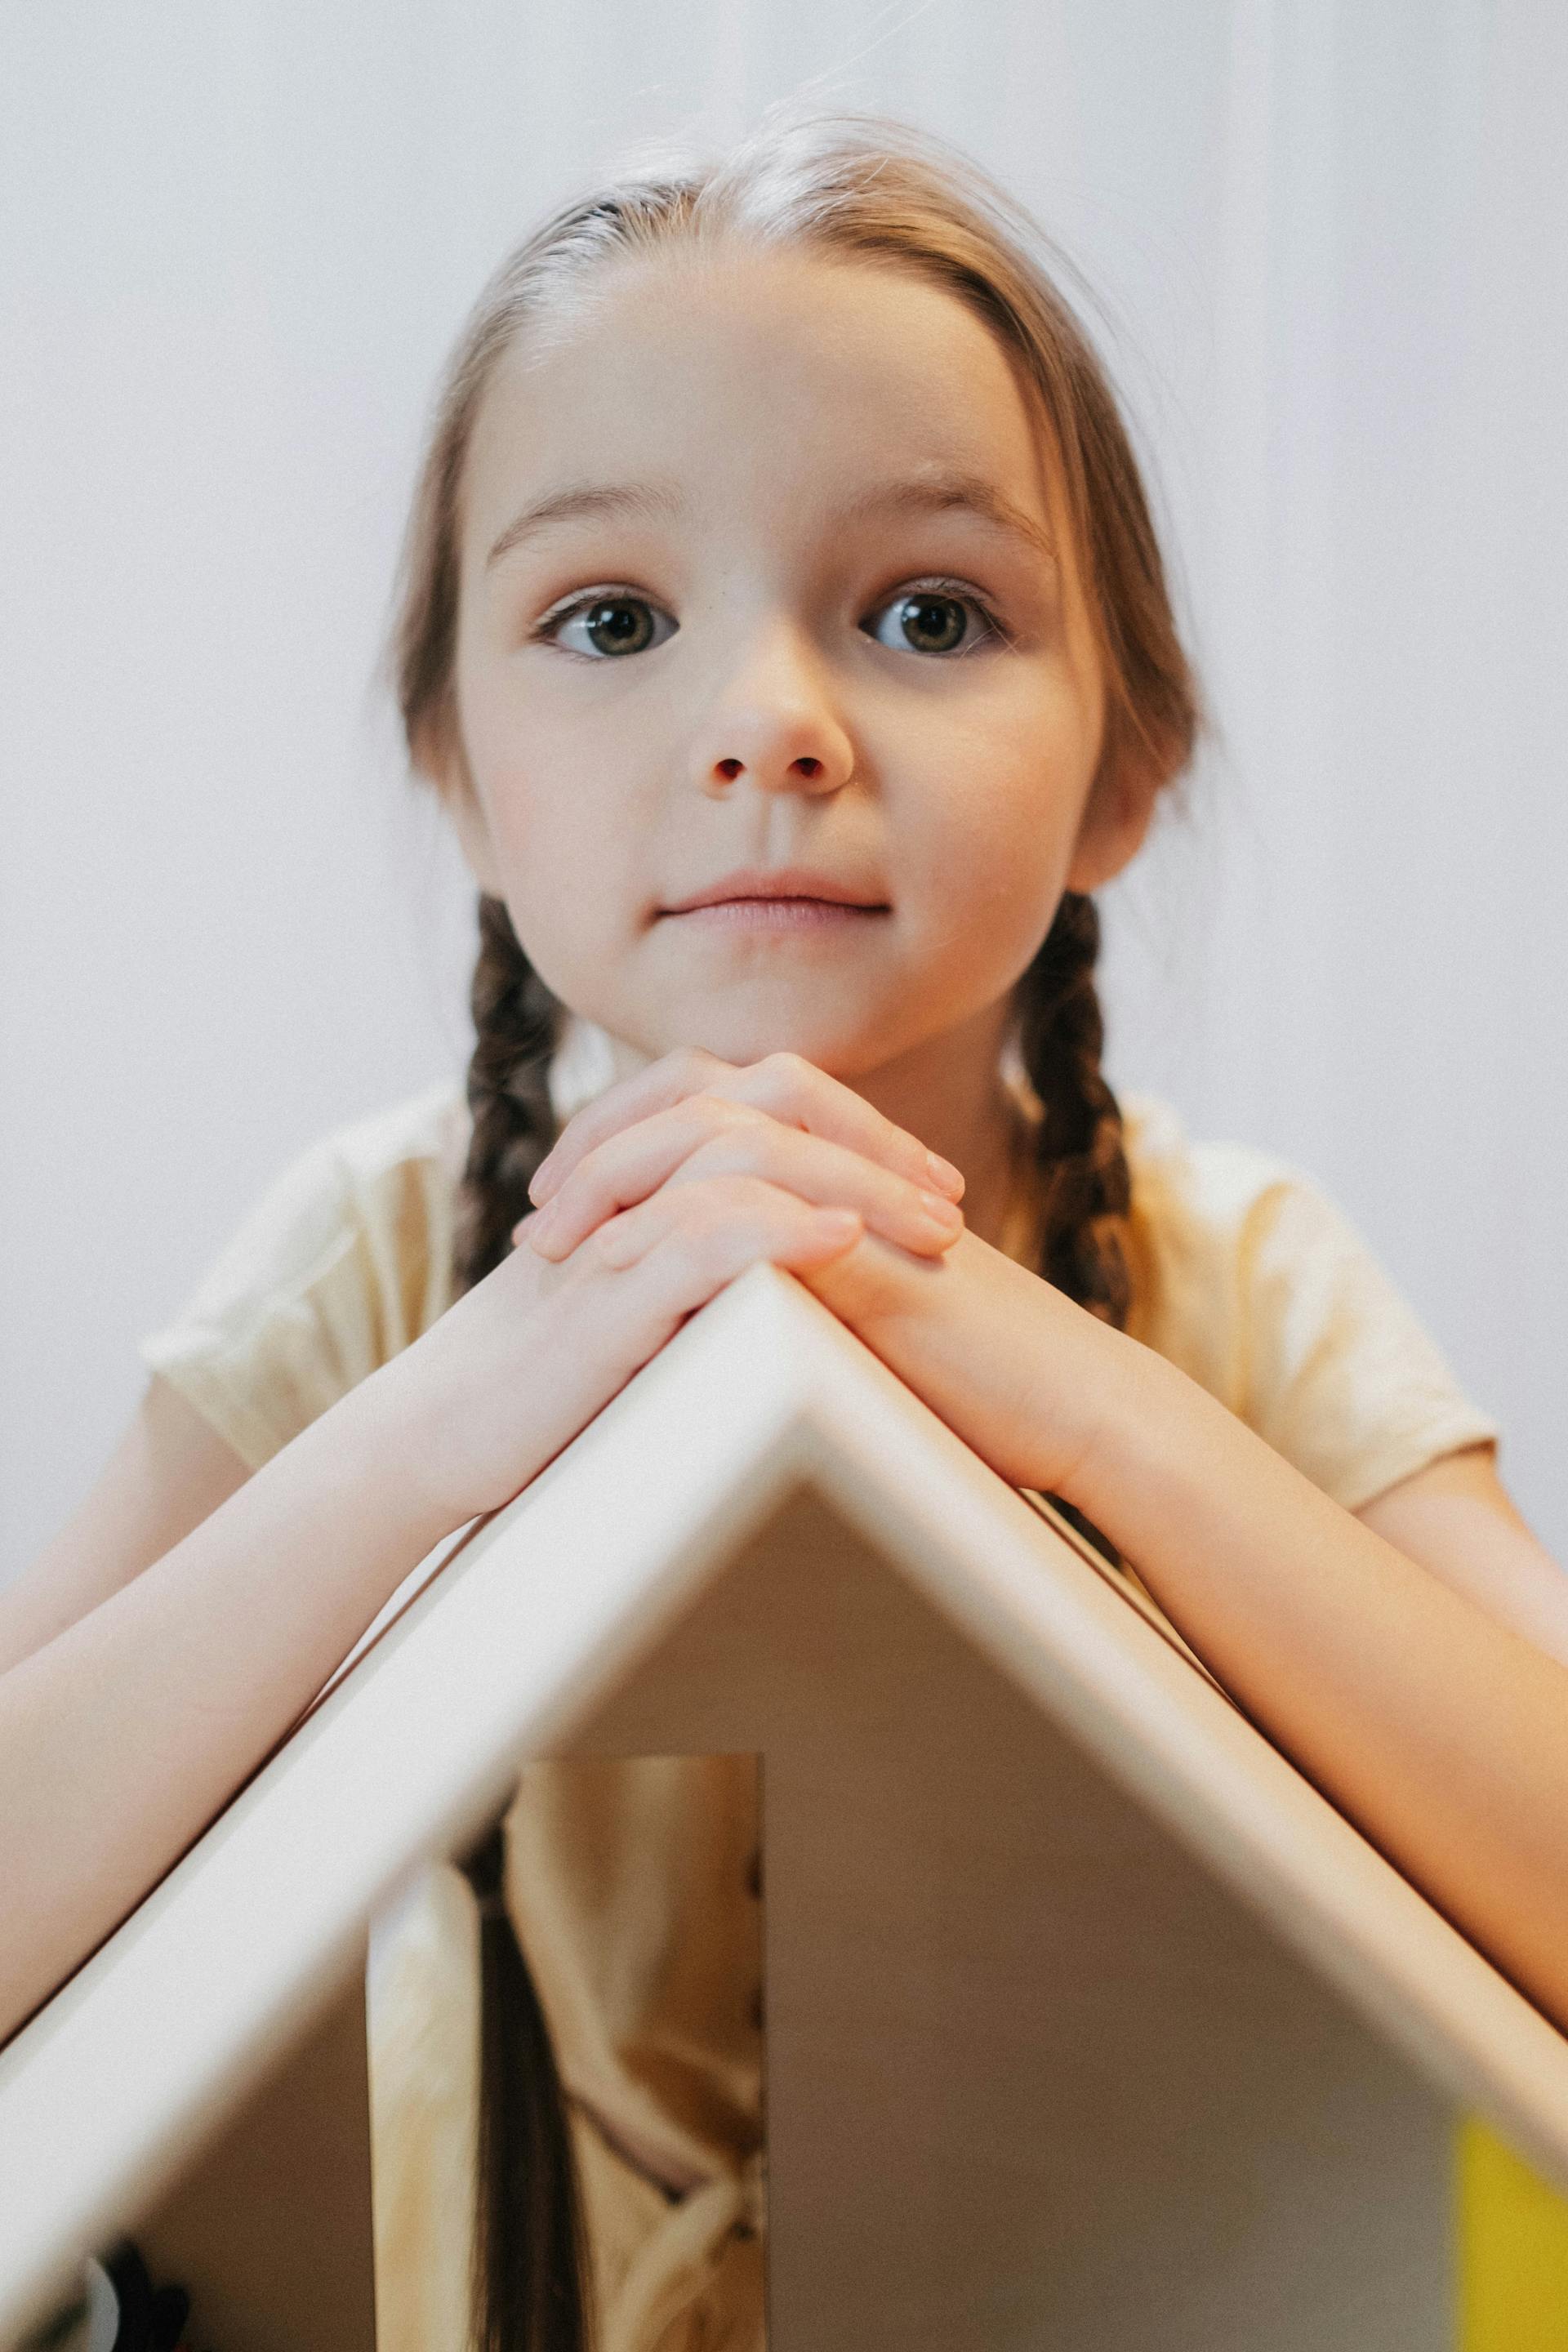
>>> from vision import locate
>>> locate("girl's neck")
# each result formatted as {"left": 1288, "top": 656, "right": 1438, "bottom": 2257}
{"left": 848, "top": 998, "right": 1026, "bottom": 1254}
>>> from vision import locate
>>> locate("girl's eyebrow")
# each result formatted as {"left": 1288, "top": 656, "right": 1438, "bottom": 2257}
{"left": 487, "top": 479, "right": 683, "bottom": 569}
{"left": 483, "top": 467, "right": 1056, "bottom": 571}
{"left": 840, "top": 470, "right": 1058, "bottom": 568}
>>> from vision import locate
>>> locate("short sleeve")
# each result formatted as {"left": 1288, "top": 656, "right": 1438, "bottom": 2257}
{"left": 1236, "top": 1172, "right": 1501, "bottom": 1512}
{"left": 1121, "top": 1096, "right": 1500, "bottom": 1515}
{"left": 138, "top": 1082, "right": 466, "bottom": 1472}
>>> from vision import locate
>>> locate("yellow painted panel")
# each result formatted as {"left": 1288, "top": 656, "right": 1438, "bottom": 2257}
{"left": 1458, "top": 2114, "right": 1568, "bottom": 2350}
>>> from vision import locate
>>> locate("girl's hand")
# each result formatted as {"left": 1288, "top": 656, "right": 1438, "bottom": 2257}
{"left": 520, "top": 1047, "right": 968, "bottom": 1266}
{"left": 800, "top": 1223, "right": 1147, "bottom": 1500}
{"left": 379, "top": 1111, "right": 903, "bottom": 1530}
{"left": 509, "top": 1043, "right": 1129, "bottom": 1500}
{"left": 517, "top": 1044, "right": 1142, "bottom": 1495}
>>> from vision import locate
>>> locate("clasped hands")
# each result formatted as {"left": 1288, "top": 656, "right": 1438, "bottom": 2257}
{"left": 514, "top": 1045, "right": 1129, "bottom": 1498}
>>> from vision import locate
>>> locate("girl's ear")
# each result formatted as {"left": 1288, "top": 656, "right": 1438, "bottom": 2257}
{"left": 1065, "top": 748, "right": 1163, "bottom": 896}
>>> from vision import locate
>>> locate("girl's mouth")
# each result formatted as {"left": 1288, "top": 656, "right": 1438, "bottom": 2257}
{"left": 662, "top": 897, "right": 891, "bottom": 930}
{"left": 658, "top": 865, "right": 891, "bottom": 929}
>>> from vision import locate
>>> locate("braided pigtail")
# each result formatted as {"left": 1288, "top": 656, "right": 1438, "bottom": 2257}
{"left": 454, "top": 893, "right": 567, "bottom": 1298}
{"left": 452, "top": 899, "right": 590, "bottom": 2347}
{"left": 1014, "top": 889, "right": 1132, "bottom": 1331}
{"left": 1013, "top": 889, "right": 1133, "bottom": 1569}
{"left": 459, "top": 1818, "right": 593, "bottom": 2352}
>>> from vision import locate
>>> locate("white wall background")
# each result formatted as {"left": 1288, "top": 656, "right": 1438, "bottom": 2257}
{"left": 2, "top": 0, "right": 1564, "bottom": 1579}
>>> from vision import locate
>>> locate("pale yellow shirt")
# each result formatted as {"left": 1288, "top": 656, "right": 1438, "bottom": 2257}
{"left": 138, "top": 1028, "right": 1499, "bottom": 2351}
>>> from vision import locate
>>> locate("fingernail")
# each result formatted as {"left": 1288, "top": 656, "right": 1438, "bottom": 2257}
{"left": 918, "top": 1190, "right": 964, "bottom": 1226}
{"left": 925, "top": 1151, "right": 964, "bottom": 1197}
{"left": 528, "top": 1160, "right": 558, "bottom": 1205}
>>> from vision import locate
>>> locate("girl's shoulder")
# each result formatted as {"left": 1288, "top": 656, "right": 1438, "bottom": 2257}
{"left": 139, "top": 1077, "right": 471, "bottom": 1471}
{"left": 1116, "top": 1091, "right": 1499, "bottom": 1512}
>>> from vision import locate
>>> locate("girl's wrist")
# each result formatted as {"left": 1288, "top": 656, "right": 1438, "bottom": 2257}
{"left": 323, "top": 1352, "right": 485, "bottom": 1552}
{"left": 806, "top": 1227, "right": 1159, "bottom": 1503}
{"left": 1054, "top": 1332, "right": 1258, "bottom": 1570}
{"left": 1035, "top": 1312, "right": 1182, "bottom": 1517}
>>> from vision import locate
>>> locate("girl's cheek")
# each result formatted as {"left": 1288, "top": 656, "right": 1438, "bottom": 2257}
{"left": 931, "top": 792, "right": 1078, "bottom": 967}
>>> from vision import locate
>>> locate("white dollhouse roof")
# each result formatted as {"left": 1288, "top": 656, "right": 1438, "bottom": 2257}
{"left": 3, "top": 1261, "right": 1568, "bottom": 2345}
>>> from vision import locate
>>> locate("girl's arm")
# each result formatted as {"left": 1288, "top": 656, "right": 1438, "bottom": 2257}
{"left": 500, "top": 1045, "right": 1568, "bottom": 2032}
{"left": 811, "top": 1230, "right": 1568, "bottom": 2034}
{"left": 0, "top": 1376, "right": 254, "bottom": 1682}
{"left": 1355, "top": 1444, "right": 1568, "bottom": 1666}
{"left": 0, "top": 1360, "right": 460, "bottom": 2041}
{"left": 0, "top": 1122, "right": 955, "bottom": 2046}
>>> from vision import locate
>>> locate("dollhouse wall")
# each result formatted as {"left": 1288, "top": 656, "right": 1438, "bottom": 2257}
{"left": 134, "top": 1967, "right": 376, "bottom": 2352}
{"left": 570, "top": 1486, "right": 1457, "bottom": 2351}
{"left": 38, "top": 1477, "right": 1468, "bottom": 2352}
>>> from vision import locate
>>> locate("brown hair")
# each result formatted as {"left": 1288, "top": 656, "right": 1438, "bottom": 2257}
{"left": 393, "top": 104, "right": 1200, "bottom": 2346}
{"left": 459, "top": 1819, "right": 592, "bottom": 2352}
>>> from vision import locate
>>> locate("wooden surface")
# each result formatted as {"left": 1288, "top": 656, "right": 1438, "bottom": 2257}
{"left": 136, "top": 1964, "right": 376, "bottom": 2352}
{"left": 3, "top": 1264, "right": 1568, "bottom": 2344}
{"left": 576, "top": 1487, "right": 1458, "bottom": 2348}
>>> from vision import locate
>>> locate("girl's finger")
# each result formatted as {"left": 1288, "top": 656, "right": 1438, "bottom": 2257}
{"left": 528, "top": 1045, "right": 964, "bottom": 1209}
{"left": 528, "top": 1094, "right": 762, "bottom": 1255}
{"left": 528, "top": 1096, "right": 964, "bottom": 1263}
{"left": 529, "top": 1046, "right": 733, "bottom": 1205}
{"left": 582, "top": 1171, "right": 851, "bottom": 1270}
{"left": 611, "top": 1178, "right": 865, "bottom": 1290}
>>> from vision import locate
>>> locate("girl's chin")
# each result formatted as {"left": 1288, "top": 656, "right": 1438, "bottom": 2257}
{"left": 646, "top": 1013, "right": 911, "bottom": 1081}
{"left": 612, "top": 947, "right": 940, "bottom": 1077}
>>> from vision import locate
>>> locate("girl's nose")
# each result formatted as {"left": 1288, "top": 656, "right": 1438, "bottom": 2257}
{"left": 693, "top": 635, "right": 855, "bottom": 800}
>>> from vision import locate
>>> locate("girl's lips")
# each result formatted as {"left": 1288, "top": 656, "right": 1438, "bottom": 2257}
{"left": 660, "top": 863, "right": 889, "bottom": 913}
{"left": 662, "top": 898, "right": 890, "bottom": 930}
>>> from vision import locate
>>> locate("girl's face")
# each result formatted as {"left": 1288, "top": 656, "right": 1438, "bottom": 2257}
{"left": 440, "top": 246, "right": 1141, "bottom": 1084}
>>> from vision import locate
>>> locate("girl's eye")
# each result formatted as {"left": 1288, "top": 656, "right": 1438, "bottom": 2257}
{"left": 863, "top": 583, "right": 1004, "bottom": 657}
{"left": 534, "top": 581, "right": 1004, "bottom": 661}
{"left": 537, "top": 594, "right": 676, "bottom": 659}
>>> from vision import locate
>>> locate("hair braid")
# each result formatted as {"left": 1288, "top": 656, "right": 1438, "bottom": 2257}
{"left": 459, "top": 1816, "right": 592, "bottom": 2352}
{"left": 451, "top": 908, "right": 592, "bottom": 2344}
{"left": 1014, "top": 890, "right": 1131, "bottom": 1332}
{"left": 454, "top": 893, "right": 567, "bottom": 1297}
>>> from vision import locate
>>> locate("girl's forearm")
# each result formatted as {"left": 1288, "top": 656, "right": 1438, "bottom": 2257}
{"left": 0, "top": 1368, "right": 461, "bottom": 2043}
{"left": 1070, "top": 1341, "right": 1568, "bottom": 2032}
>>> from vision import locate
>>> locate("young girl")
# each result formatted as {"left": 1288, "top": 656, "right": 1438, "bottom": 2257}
{"left": 5, "top": 105, "right": 1568, "bottom": 2352}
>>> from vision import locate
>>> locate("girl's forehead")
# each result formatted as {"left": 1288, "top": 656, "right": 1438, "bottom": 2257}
{"left": 461, "top": 247, "right": 1062, "bottom": 556}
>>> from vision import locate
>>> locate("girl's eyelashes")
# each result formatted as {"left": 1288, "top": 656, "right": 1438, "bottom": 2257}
{"left": 862, "top": 577, "right": 1012, "bottom": 657}
{"left": 528, "top": 577, "right": 1013, "bottom": 662}
{"left": 532, "top": 590, "right": 677, "bottom": 660}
